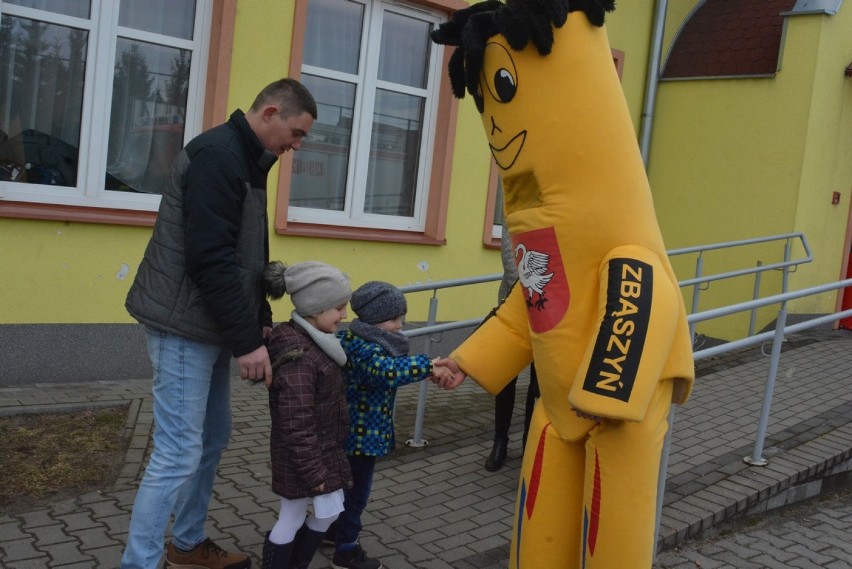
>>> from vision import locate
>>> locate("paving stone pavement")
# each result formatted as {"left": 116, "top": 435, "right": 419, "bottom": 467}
{"left": 0, "top": 329, "right": 850, "bottom": 568}
{"left": 653, "top": 486, "right": 852, "bottom": 569}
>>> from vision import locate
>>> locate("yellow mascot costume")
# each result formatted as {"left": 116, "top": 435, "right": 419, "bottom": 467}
{"left": 431, "top": 1, "right": 695, "bottom": 567}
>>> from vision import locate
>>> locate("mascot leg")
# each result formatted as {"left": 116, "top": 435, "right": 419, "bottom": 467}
{"left": 511, "top": 403, "right": 585, "bottom": 569}
{"left": 581, "top": 380, "right": 673, "bottom": 568}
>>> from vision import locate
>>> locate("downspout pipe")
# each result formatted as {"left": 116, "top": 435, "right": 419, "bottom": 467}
{"left": 639, "top": 0, "right": 669, "bottom": 169}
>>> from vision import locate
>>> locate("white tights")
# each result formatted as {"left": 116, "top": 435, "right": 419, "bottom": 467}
{"left": 269, "top": 497, "right": 339, "bottom": 545}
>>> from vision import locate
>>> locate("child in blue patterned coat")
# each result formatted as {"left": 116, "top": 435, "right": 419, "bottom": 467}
{"left": 329, "top": 280, "right": 451, "bottom": 569}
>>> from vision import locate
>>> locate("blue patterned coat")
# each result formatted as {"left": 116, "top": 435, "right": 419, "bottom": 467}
{"left": 337, "top": 329, "right": 433, "bottom": 457}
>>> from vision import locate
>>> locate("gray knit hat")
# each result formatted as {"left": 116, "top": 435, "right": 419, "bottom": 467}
{"left": 283, "top": 261, "right": 352, "bottom": 316}
{"left": 351, "top": 281, "right": 407, "bottom": 324}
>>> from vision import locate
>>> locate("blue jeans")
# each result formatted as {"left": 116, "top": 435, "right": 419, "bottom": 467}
{"left": 335, "top": 455, "right": 376, "bottom": 547}
{"left": 120, "top": 329, "right": 233, "bottom": 569}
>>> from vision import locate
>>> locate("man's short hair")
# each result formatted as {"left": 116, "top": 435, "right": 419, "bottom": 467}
{"left": 251, "top": 78, "right": 318, "bottom": 120}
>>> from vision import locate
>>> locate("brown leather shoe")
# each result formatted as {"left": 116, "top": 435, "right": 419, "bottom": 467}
{"left": 164, "top": 538, "right": 252, "bottom": 569}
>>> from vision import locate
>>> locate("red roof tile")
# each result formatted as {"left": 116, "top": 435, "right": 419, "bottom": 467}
{"left": 662, "top": 0, "right": 798, "bottom": 79}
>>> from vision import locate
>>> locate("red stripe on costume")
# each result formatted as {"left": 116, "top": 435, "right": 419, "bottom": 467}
{"left": 525, "top": 422, "right": 549, "bottom": 518}
{"left": 587, "top": 449, "right": 602, "bottom": 556}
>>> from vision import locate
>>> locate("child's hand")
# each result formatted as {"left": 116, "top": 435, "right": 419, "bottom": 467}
{"left": 430, "top": 364, "right": 454, "bottom": 383}
{"left": 431, "top": 358, "right": 466, "bottom": 390}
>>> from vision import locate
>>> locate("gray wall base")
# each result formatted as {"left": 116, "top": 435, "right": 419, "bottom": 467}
{"left": 0, "top": 323, "right": 472, "bottom": 386}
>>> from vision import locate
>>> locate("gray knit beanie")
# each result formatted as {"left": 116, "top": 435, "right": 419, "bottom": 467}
{"left": 283, "top": 261, "right": 352, "bottom": 316}
{"left": 351, "top": 281, "right": 407, "bottom": 324}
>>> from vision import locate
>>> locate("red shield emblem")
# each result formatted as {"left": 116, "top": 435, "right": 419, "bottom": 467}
{"left": 512, "top": 227, "right": 570, "bottom": 333}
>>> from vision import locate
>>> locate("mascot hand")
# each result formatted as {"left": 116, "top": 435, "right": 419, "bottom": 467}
{"left": 573, "top": 408, "right": 602, "bottom": 423}
{"left": 432, "top": 357, "right": 466, "bottom": 389}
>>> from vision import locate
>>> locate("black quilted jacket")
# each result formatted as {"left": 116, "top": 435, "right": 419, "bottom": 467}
{"left": 125, "top": 110, "right": 274, "bottom": 357}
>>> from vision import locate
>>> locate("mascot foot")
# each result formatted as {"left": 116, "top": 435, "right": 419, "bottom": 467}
{"left": 485, "top": 437, "right": 508, "bottom": 471}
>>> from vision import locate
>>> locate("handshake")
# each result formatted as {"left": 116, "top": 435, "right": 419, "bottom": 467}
{"left": 429, "top": 357, "right": 466, "bottom": 390}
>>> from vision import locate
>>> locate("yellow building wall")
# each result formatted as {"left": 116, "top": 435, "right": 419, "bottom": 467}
{"left": 649, "top": 6, "right": 852, "bottom": 339}
{"left": 603, "top": 3, "right": 655, "bottom": 133}
{"left": 788, "top": 9, "right": 852, "bottom": 310}
{"left": 0, "top": 219, "right": 152, "bottom": 323}
{"left": 0, "top": 1, "right": 660, "bottom": 326}
{"left": 13, "top": 1, "right": 849, "bottom": 335}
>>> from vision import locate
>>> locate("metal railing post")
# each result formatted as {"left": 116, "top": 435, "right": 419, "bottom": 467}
{"left": 689, "top": 253, "right": 704, "bottom": 341}
{"left": 743, "top": 306, "right": 787, "bottom": 466}
{"left": 406, "top": 294, "right": 439, "bottom": 447}
{"left": 748, "top": 261, "right": 763, "bottom": 337}
{"left": 782, "top": 239, "right": 792, "bottom": 294}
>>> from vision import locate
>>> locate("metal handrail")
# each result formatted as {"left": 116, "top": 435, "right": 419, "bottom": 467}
{"left": 399, "top": 274, "right": 502, "bottom": 295}
{"left": 667, "top": 231, "right": 811, "bottom": 257}
{"left": 669, "top": 232, "right": 812, "bottom": 339}
{"left": 652, "top": 277, "right": 852, "bottom": 554}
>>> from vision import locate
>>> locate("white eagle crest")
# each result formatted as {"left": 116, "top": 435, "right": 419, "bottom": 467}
{"left": 515, "top": 243, "right": 554, "bottom": 300}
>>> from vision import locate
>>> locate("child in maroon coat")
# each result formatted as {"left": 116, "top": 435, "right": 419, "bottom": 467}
{"left": 262, "top": 261, "right": 354, "bottom": 569}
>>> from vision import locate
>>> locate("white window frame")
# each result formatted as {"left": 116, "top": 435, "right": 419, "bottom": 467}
{"left": 0, "top": 0, "right": 211, "bottom": 212}
{"left": 288, "top": 0, "right": 444, "bottom": 232}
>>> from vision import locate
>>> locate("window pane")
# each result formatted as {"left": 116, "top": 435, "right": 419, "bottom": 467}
{"left": 0, "top": 15, "right": 86, "bottom": 187}
{"left": 364, "top": 89, "right": 423, "bottom": 217}
{"left": 303, "top": 0, "right": 363, "bottom": 74}
{"left": 378, "top": 11, "right": 430, "bottom": 88}
{"left": 119, "top": 0, "right": 195, "bottom": 40}
{"left": 105, "top": 38, "right": 190, "bottom": 194}
{"left": 4, "top": 0, "right": 90, "bottom": 19}
{"left": 290, "top": 74, "right": 355, "bottom": 211}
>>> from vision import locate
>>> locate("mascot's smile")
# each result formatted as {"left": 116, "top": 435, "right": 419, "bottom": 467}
{"left": 490, "top": 130, "right": 527, "bottom": 170}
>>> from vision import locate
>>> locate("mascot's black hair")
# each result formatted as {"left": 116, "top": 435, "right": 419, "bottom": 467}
{"left": 430, "top": 0, "right": 615, "bottom": 111}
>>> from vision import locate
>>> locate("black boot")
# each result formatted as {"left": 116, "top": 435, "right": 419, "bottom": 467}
{"left": 262, "top": 532, "right": 294, "bottom": 569}
{"left": 484, "top": 437, "right": 508, "bottom": 471}
{"left": 289, "top": 524, "right": 327, "bottom": 569}
{"left": 322, "top": 521, "right": 337, "bottom": 547}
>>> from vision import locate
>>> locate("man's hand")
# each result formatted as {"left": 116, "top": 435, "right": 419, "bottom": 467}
{"left": 237, "top": 344, "right": 272, "bottom": 387}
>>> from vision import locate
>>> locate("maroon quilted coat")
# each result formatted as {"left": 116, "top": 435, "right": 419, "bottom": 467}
{"left": 267, "top": 321, "right": 352, "bottom": 499}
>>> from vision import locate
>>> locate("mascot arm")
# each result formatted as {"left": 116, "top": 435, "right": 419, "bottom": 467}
{"left": 450, "top": 286, "right": 533, "bottom": 395}
{"left": 568, "top": 245, "right": 681, "bottom": 421}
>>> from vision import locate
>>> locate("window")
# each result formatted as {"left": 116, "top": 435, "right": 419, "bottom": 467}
{"left": 481, "top": 159, "right": 503, "bottom": 247}
{"left": 0, "top": 0, "right": 211, "bottom": 217}
{"left": 277, "top": 0, "right": 458, "bottom": 241}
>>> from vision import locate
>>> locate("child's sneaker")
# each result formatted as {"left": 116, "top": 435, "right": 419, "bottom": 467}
{"left": 331, "top": 543, "right": 382, "bottom": 569}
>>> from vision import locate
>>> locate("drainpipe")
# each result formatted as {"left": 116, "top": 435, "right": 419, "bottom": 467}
{"left": 639, "top": 0, "right": 669, "bottom": 169}
{"left": 645, "top": 1, "right": 670, "bottom": 557}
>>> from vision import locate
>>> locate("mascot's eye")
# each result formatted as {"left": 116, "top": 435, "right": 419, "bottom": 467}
{"left": 493, "top": 69, "right": 516, "bottom": 102}
{"left": 482, "top": 42, "right": 518, "bottom": 105}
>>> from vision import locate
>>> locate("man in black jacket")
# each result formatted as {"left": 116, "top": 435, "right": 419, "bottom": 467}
{"left": 122, "top": 78, "right": 316, "bottom": 569}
